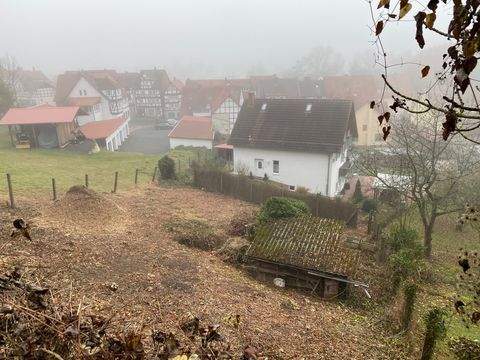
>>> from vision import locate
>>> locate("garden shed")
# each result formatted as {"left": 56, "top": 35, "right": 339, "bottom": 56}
{"left": 245, "top": 216, "right": 367, "bottom": 298}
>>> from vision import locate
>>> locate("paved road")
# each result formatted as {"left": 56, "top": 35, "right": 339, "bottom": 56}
{"left": 119, "top": 126, "right": 170, "bottom": 154}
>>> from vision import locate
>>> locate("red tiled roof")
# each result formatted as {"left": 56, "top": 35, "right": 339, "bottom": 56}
{"left": 68, "top": 97, "right": 101, "bottom": 107}
{"left": 168, "top": 116, "right": 213, "bottom": 140}
{"left": 0, "top": 104, "right": 80, "bottom": 125}
{"left": 171, "top": 78, "right": 185, "bottom": 91}
{"left": 323, "top": 75, "right": 380, "bottom": 110}
{"left": 80, "top": 117, "right": 126, "bottom": 140}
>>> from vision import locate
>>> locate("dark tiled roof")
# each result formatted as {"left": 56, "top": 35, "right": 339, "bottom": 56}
{"left": 246, "top": 216, "right": 359, "bottom": 277}
{"left": 229, "top": 98, "right": 357, "bottom": 154}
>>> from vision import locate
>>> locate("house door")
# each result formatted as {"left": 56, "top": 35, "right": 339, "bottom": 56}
{"left": 254, "top": 158, "right": 264, "bottom": 177}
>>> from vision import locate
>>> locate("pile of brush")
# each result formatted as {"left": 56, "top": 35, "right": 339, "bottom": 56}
{"left": 0, "top": 267, "right": 259, "bottom": 359}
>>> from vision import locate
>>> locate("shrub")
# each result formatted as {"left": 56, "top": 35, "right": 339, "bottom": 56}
{"left": 165, "top": 218, "right": 224, "bottom": 250}
{"left": 352, "top": 179, "right": 364, "bottom": 204}
{"left": 388, "top": 225, "right": 420, "bottom": 253}
{"left": 158, "top": 155, "right": 176, "bottom": 180}
{"left": 401, "top": 282, "right": 417, "bottom": 331}
{"left": 258, "top": 197, "right": 310, "bottom": 222}
{"left": 421, "top": 308, "right": 447, "bottom": 360}
{"left": 449, "top": 337, "right": 480, "bottom": 360}
{"left": 263, "top": 173, "right": 269, "bottom": 181}
{"left": 361, "top": 198, "right": 377, "bottom": 214}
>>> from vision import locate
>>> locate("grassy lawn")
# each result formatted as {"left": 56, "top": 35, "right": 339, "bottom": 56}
{"left": 0, "top": 127, "right": 216, "bottom": 199}
{"left": 0, "top": 126, "right": 160, "bottom": 198}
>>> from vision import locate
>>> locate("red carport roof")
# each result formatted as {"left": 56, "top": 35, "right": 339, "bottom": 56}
{"left": 0, "top": 104, "right": 80, "bottom": 125}
{"left": 168, "top": 116, "right": 213, "bottom": 140}
{"left": 80, "top": 117, "right": 127, "bottom": 140}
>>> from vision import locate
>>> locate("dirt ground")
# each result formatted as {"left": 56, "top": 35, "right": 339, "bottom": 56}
{"left": 0, "top": 185, "right": 406, "bottom": 359}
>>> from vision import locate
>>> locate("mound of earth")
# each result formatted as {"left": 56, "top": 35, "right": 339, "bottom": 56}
{"left": 38, "top": 185, "right": 130, "bottom": 235}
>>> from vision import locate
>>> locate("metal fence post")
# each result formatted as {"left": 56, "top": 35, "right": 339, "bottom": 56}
{"left": 6, "top": 173, "right": 14, "bottom": 208}
{"left": 85, "top": 174, "right": 89, "bottom": 188}
{"left": 135, "top": 169, "right": 139, "bottom": 185}
{"left": 52, "top": 178, "right": 57, "bottom": 201}
{"left": 113, "top": 171, "right": 119, "bottom": 193}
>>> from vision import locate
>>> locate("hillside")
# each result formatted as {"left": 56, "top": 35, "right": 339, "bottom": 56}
{"left": 0, "top": 184, "right": 411, "bottom": 359}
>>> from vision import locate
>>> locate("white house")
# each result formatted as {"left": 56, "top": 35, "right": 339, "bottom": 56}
{"left": 228, "top": 98, "right": 357, "bottom": 196}
{"left": 168, "top": 116, "right": 213, "bottom": 149}
{"left": 55, "top": 70, "right": 131, "bottom": 150}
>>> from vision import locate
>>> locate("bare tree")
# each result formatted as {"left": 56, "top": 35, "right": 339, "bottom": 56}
{"left": 355, "top": 111, "right": 480, "bottom": 258}
{"left": 369, "top": 0, "right": 480, "bottom": 144}
{"left": 289, "top": 45, "right": 345, "bottom": 78}
{"left": 0, "top": 54, "right": 21, "bottom": 104}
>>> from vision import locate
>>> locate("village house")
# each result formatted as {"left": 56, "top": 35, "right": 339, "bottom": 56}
{"left": 13, "top": 68, "right": 56, "bottom": 107}
{"left": 0, "top": 104, "right": 84, "bottom": 149}
{"left": 79, "top": 117, "right": 130, "bottom": 151}
{"left": 134, "top": 69, "right": 170, "bottom": 118}
{"left": 117, "top": 72, "right": 141, "bottom": 115}
{"left": 168, "top": 115, "right": 213, "bottom": 149}
{"left": 55, "top": 70, "right": 131, "bottom": 150}
{"left": 164, "top": 78, "right": 184, "bottom": 121}
{"left": 229, "top": 96, "right": 357, "bottom": 196}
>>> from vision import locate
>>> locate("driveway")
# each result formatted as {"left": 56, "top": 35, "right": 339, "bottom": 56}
{"left": 119, "top": 126, "right": 170, "bottom": 154}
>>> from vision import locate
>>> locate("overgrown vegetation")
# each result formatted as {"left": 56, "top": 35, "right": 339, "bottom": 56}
{"left": 401, "top": 282, "right": 417, "bottom": 331}
{"left": 449, "top": 337, "right": 480, "bottom": 360}
{"left": 257, "top": 196, "right": 310, "bottom": 223}
{"left": 421, "top": 308, "right": 447, "bottom": 360}
{"left": 158, "top": 155, "right": 176, "bottom": 180}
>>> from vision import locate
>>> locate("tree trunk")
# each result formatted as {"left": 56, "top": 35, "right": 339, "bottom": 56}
{"left": 423, "top": 216, "right": 436, "bottom": 259}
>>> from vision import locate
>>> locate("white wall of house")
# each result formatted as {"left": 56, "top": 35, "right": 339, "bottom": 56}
{"left": 169, "top": 138, "right": 212, "bottom": 149}
{"left": 233, "top": 147, "right": 345, "bottom": 196}
{"left": 68, "top": 77, "right": 115, "bottom": 123}
{"left": 105, "top": 120, "right": 130, "bottom": 151}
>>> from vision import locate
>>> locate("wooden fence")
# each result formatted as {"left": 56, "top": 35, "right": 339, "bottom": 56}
{"left": 192, "top": 167, "right": 358, "bottom": 227}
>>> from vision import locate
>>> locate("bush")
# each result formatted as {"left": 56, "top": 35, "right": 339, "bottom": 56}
{"left": 421, "top": 308, "right": 447, "bottom": 360}
{"left": 158, "top": 155, "right": 176, "bottom": 180}
{"left": 352, "top": 179, "right": 364, "bottom": 204}
{"left": 401, "top": 282, "right": 417, "bottom": 331}
{"left": 361, "top": 198, "right": 377, "bottom": 214}
{"left": 295, "top": 186, "right": 309, "bottom": 195}
{"left": 258, "top": 197, "right": 310, "bottom": 222}
{"left": 165, "top": 217, "right": 224, "bottom": 250}
{"left": 449, "top": 337, "right": 480, "bottom": 360}
{"left": 388, "top": 225, "right": 420, "bottom": 252}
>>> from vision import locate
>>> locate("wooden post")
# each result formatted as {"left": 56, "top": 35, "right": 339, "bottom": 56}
{"left": 250, "top": 181, "right": 254, "bottom": 202}
{"left": 113, "top": 171, "right": 119, "bottom": 193}
{"left": 8, "top": 126, "right": 14, "bottom": 147}
{"left": 178, "top": 159, "right": 181, "bottom": 173}
{"left": 135, "top": 169, "right": 139, "bottom": 185}
{"left": 188, "top": 157, "right": 191, "bottom": 168}
{"left": 85, "top": 174, "right": 89, "bottom": 188}
{"left": 152, "top": 166, "right": 157, "bottom": 182}
{"left": 52, "top": 178, "right": 57, "bottom": 201}
{"left": 315, "top": 196, "right": 319, "bottom": 217}
{"left": 220, "top": 172, "right": 223, "bottom": 193}
{"left": 6, "top": 173, "right": 14, "bottom": 208}
{"left": 197, "top": 152, "right": 200, "bottom": 162}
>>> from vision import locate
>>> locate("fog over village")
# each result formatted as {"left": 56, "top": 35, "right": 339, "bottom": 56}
{"left": 0, "top": 1, "right": 479, "bottom": 359}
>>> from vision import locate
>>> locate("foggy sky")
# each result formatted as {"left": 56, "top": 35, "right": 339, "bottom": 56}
{"left": 0, "top": 0, "right": 448, "bottom": 79}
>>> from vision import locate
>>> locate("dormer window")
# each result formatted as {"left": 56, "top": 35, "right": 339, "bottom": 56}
{"left": 306, "top": 103, "right": 312, "bottom": 113}
{"left": 261, "top": 103, "right": 267, "bottom": 111}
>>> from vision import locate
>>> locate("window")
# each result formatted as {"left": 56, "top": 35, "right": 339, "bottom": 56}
{"left": 362, "top": 124, "right": 368, "bottom": 131}
{"left": 255, "top": 159, "right": 263, "bottom": 169}
{"left": 305, "top": 103, "right": 312, "bottom": 112}
{"left": 261, "top": 103, "right": 267, "bottom": 111}
{"left": 273, "top": 160, "right": 280, "bottom": 174}
{"left": 289, "top": 185, "right": 296, "bottom": 191}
